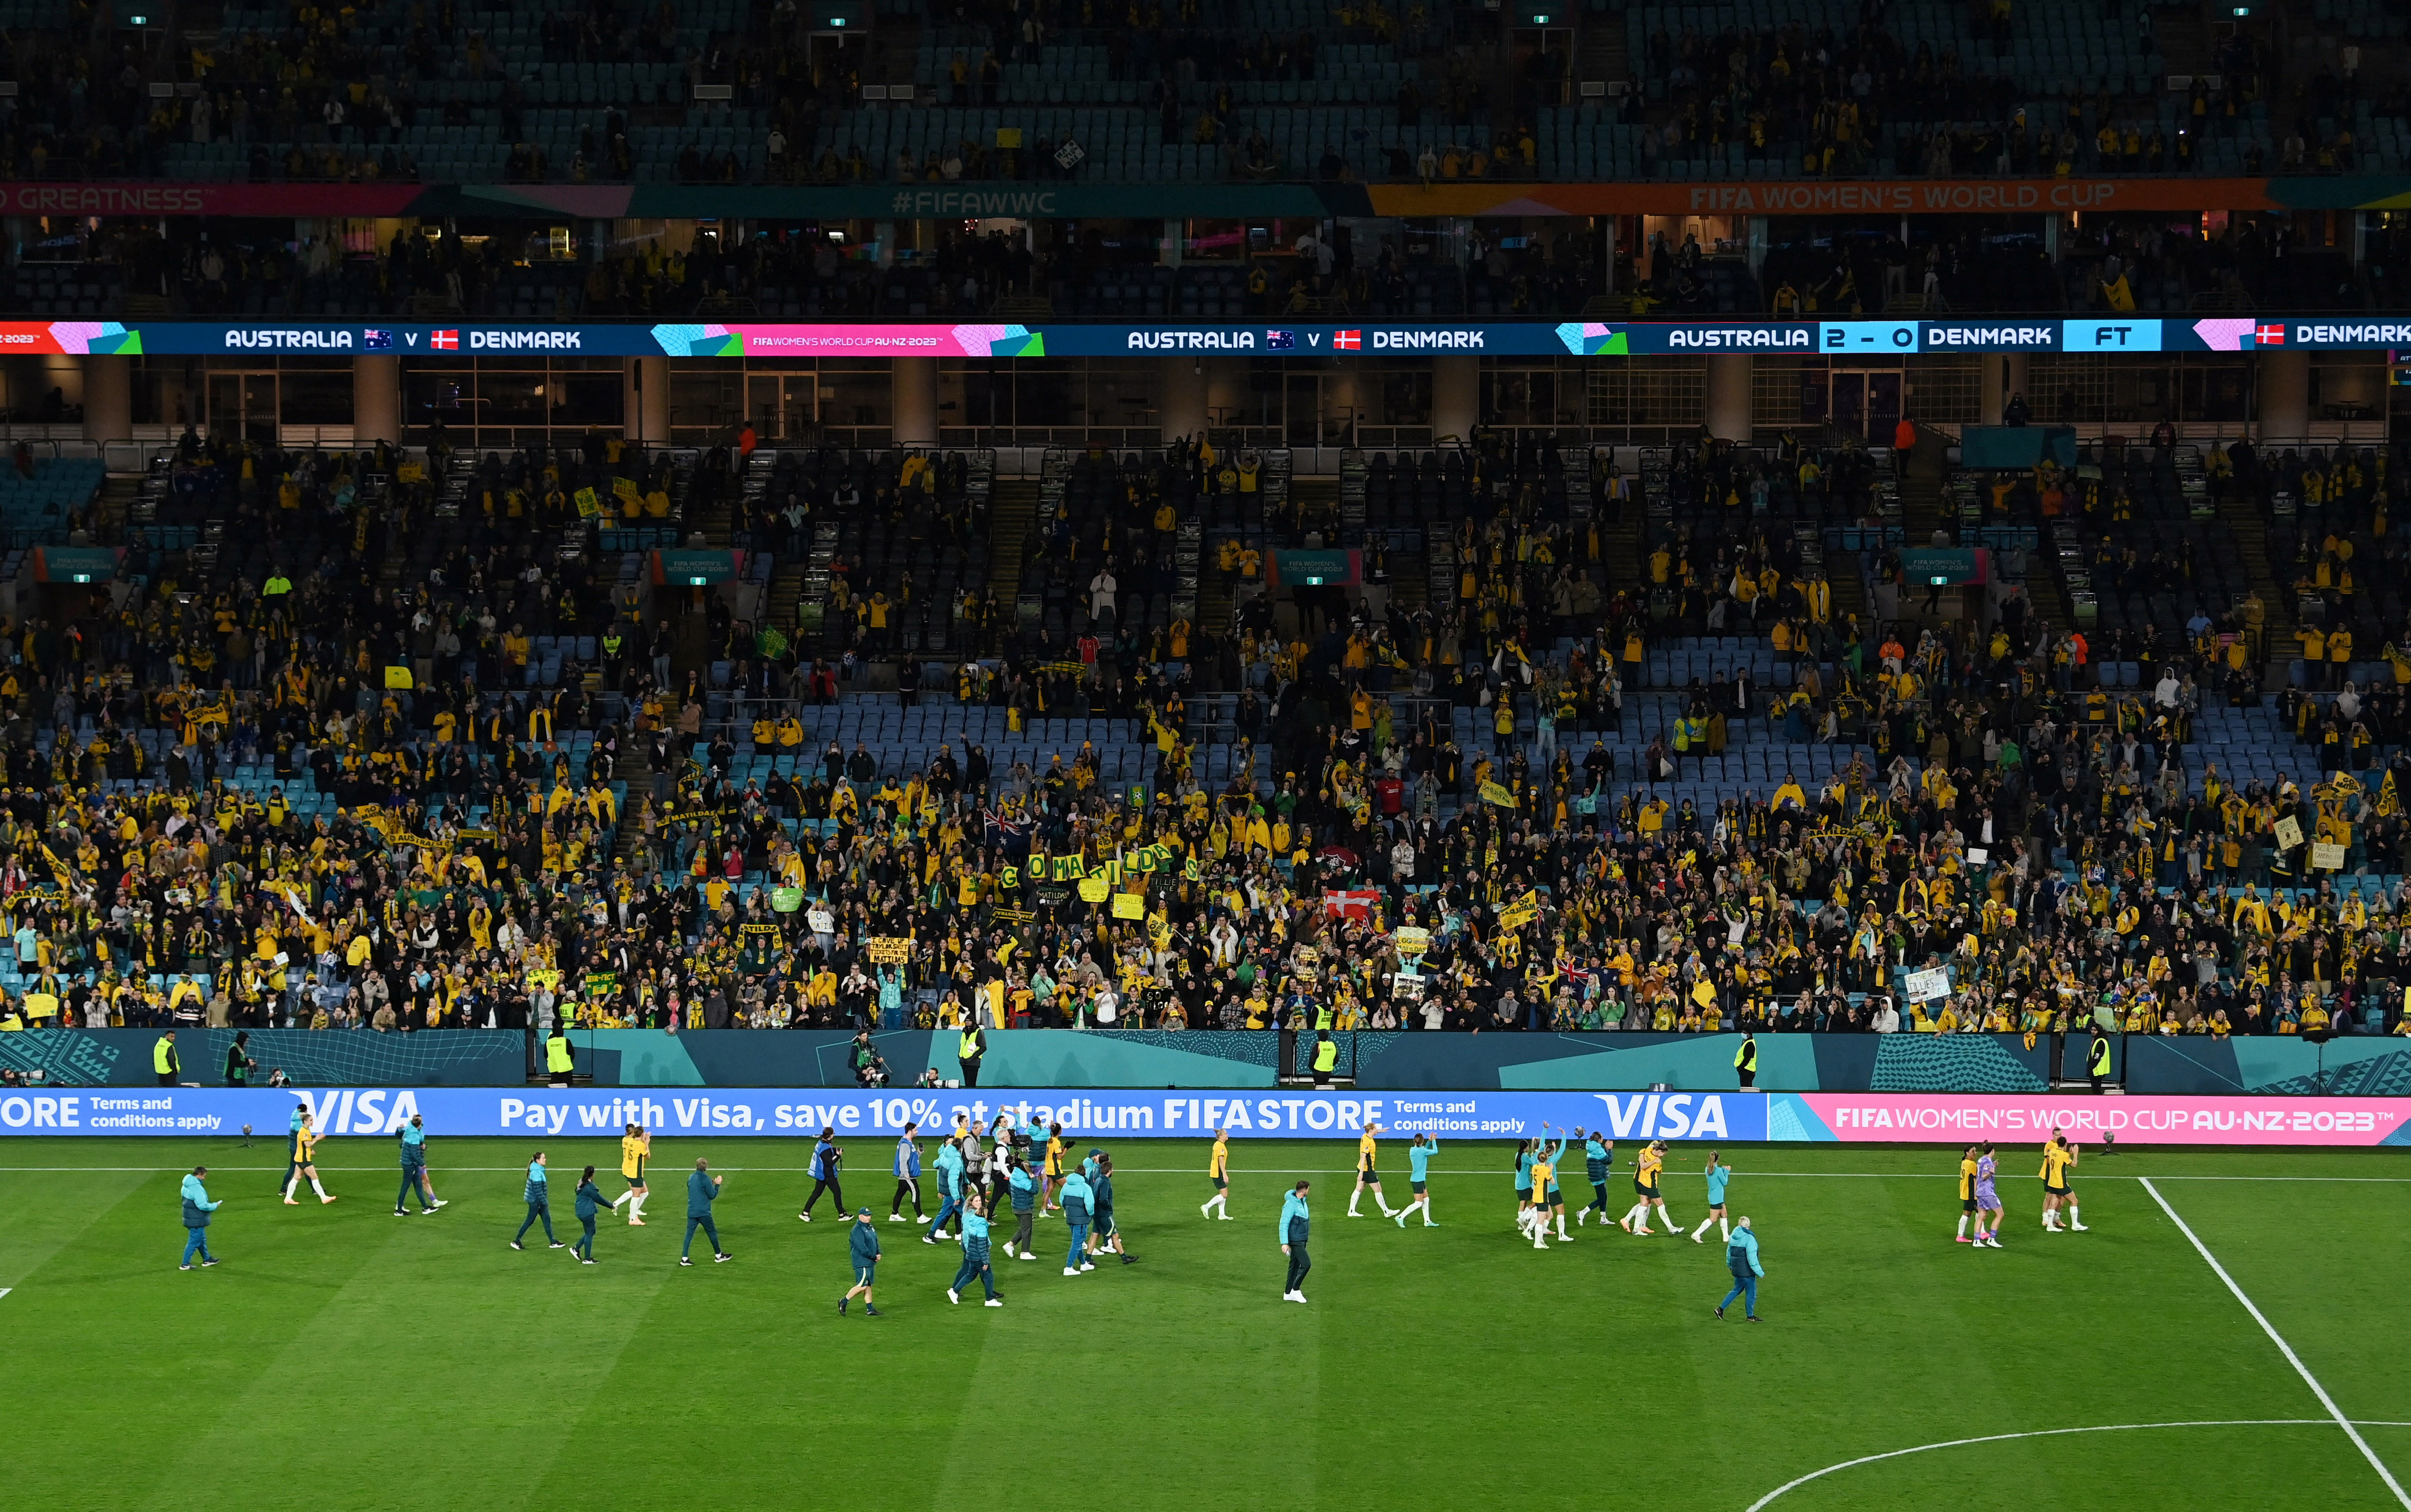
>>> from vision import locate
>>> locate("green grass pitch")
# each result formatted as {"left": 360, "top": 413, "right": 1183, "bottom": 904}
{"left": 2, "top": 1135, "right": 2407, "bottom": 1511}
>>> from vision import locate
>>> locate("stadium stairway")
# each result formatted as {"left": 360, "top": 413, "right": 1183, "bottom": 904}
{"left": 1900, "top": 437, "right": 1948, "bottom": 546}
{"left": 2221, "top": 490, "right": 2294, "bottom": 681}
{"left": 2030, "top": 542, "right": 2076, "bottom": 632}
{"left": 1604, "top": 501, "right": 1644, "bottom": 604}
{"left": 1579, "top": 8, "right": 1627, "bottom": 89}
{"left": 985, "top": 476, "right": 1038, "bottom": 624}
{"left": 767, "top": 558, "right": 810, "bottom": 642}
{"left": 1825, "top": 547, "right": 1869, "bottom": 628}
{"left": 2156, "top": 0, "right": 2216, "bottom": 77}
{"left": 1291, "top": 473, "right": 1340, "bottom": 542}
{"left": 95, "top": 469, "right": 141, "bottom": 540}
{"left": 1199, "top": 542, "right": 1239, "bottom": 658}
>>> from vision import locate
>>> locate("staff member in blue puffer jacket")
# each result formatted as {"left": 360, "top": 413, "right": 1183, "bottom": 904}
{"left": 1059, "top": 1167, "right": 1095, "bottom": 1275}
{"left": 180, "top": 1166, "right": 222, "bottom": 1270}
{"left": 1717, "top": 1216, "right": 1765, "bottom": 1322}
{"left": 948, "top": 1192, "right": 1004, "bottom": 1307}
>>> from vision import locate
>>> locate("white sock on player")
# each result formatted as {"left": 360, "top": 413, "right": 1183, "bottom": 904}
{"left": 1719, "top": 1216, "right": 1731, "bottom": 1242}
{"left": 1693, "top": 1215, "right": 1716, "bottom": 1241}
{"left": 310, "top": 1176, "right": 329, "bottom": 1199}
{"left": 1957, "top": 1214, "right": 1969, "bottom": 1239}
{"left": 1554, "top": 1215, "right": 1569, "bottom": 1239}
{"left": 283, "top": 1177, "right": 298, "bottom": 1200}
{"left": 1657, "top": 1206, "right": 1681, "bottom": 1232}
{"left": 2068, "top": 1204, "right": 2084, "bottom": 1228}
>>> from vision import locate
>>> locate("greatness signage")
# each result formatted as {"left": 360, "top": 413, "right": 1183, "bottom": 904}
{"left": 4, "top": 1088, "right": 2408, "bottom": 1146}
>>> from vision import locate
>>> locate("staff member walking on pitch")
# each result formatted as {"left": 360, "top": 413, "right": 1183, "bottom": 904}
{"left": 948, "top": 1192, "right": 1005, "bottom": 1306}
{"left": 1059, "top": 1162, "right": 1096, "bottom": 1274}
{"left": 572, "top": 1166, "right": 609, "bottom": 1263}
{"left": 394, "top": 1113, "right": 443, "bottom": 1215}
{"left": 179, "top": 1165, "right": 222, "bottom": 1269}
{"left": 512, "top": 1150, "right": 562, "bottom": 1250}
{"left": 1280, "top": 1179, "right": 1312, "bottom": 1303}
{"left": 798, "top": 1128, "right": 844, "bottom": 1222}
{"left": 1004, "top": 1152, "right": 1039, "bottom": 1260}
{"left": 682, "top": 1157, "right": 732, "bottom": 1266}
{"left": 842, "top": 1207, "right": 883, "bottom": 1315}
{"left": 1716, "top": 1216, "right": 1765, "bottom": 1322}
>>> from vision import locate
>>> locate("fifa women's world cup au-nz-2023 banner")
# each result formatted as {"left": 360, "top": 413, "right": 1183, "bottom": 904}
{"left": 4, "top": 1088, "right": 2410, "bottom": 1146}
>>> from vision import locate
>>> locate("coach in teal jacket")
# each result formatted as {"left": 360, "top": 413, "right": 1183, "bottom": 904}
{"left": 1717, "top": 1216, "right": 1764, "bottom": 1322}
{"left": 682, "top": 1159, "right": 730, "bottom": 1265}
{"left": 1279, "top": 1181, "right": 1311, "bottom": 1302}
{"left": 179, "top": 1167, "right": 221, "bottom": 1269}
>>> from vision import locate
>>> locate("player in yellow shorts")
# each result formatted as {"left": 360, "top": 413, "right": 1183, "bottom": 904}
{"left": 2040, "top": 1132, "right": 2086, "bottom": 1232}
{"left": 1620, "top": 1139, "right": 1679, "bottom": 1235}
{"left": 1044, "top": 1123, "right": 1068, "bottom": 1213}
{"left": 612, "top": 1122, "right": 653, "bottom": 1225}
{"left": 1347, "top": 1123, "right": 1397, "bottom": 1219}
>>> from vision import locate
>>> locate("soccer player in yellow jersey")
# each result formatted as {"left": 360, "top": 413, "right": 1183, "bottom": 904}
{"left": 1620, "top": 1139, "right": 1680, "bottom": 1235}
{"left": 1527, "top": 1142, "right": 1557, "bottom": 1250}
{"left": 1043, "top": 1124, "right": 1068, "bottom": 1213}
{"left": 611, "top": 1122, "right": 653, "bottom": 1225}
{"left": 1200, "top": 1129, "right": 1232, "bottom": 1220}
{"left": 2039, "top": 1132, "right": 2086, "bottom": 1231}
{"left": 281, "top": 1112, "right": 337, "bottom": 1205}
{"left": 1347, "top": 1123, "right": 1398, "bottom": 1218}
{"left": 1955, "top": 1144, "right": 1981, "bottom": 1244}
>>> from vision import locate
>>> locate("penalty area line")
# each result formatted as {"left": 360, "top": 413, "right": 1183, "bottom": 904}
{"left": 2142, "top": 1176, "right": 2411, "bottom": 1511}
{"left": 1744, "top": 1420, "right": 2411, "bottom": 1511}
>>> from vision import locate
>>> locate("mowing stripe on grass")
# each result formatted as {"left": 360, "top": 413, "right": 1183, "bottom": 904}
{"left": 1745, "top": 1420, "right": 2411, "bottom": 1511}
{"left": 2142, "top": 1177, "right": 2411, "bottom": 1510}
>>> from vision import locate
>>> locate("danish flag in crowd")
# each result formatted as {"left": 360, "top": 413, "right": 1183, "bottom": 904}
{"left": 1333, "top": 329, "right": 1362, "bottom": 350}
{"left": 430, "top": 328, "right": 460, "bottom": 350}
{"left": 2252, "top": 323, "right": 2286, "bottom": 346}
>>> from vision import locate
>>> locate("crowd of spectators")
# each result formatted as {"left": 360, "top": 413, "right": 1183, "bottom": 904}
{"left": 10, "top": 423, "right": 2411, "bottom": 1042}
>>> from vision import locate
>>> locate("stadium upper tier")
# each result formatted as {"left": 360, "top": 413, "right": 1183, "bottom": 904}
{"left": 0, "top": 0, "right": 2397, "bottom": 184}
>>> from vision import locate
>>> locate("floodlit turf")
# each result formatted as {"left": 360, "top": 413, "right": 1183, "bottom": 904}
{"left": 1, "top": 1136, "right": 2407, "bottom": 1511}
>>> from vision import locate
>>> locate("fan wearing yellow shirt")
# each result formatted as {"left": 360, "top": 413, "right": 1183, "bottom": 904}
{"left": 281, "top": 1112, "right": 338, "bottom": 1205}
{"left": 611, "top": 1123, "right": 653, "bottom": 1225}
{"left": 1346, "top": 1123, "right": 1398, "bottom": 1218}
{"left": 2039, "top": 1132, "right": 2086, "bottom": 1232}
{"left": 1200, "top": 1129, "right": 1232, "bottom": 1220}
{"left": 1620, "top": 1139, "right": 1681, "bottom": 1235}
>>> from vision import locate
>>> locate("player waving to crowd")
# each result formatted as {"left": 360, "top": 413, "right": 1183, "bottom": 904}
{"left": 1349, "top": 1123, "right": 1396, "bottom": 1219}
